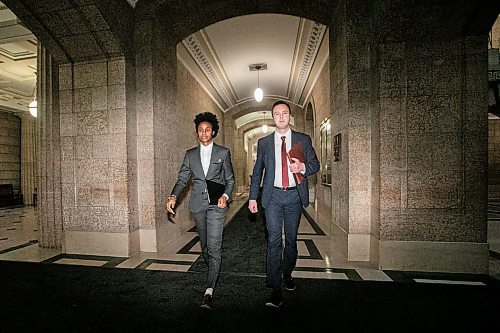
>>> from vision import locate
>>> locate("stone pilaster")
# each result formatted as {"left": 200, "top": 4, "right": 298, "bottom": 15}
{"left": 37, "top": 44, "right": 63, "bottom": 249}
{"left": 20, "top": 114, "right": 37, "bottom": 205}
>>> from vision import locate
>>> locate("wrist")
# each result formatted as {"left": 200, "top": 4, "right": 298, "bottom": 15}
{"left": 168, "top": 195, "right": 176, "bottom": 201}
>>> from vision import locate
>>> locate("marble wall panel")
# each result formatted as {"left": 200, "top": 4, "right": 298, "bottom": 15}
{"left": 108, "top": 85, "right": 127, "bottom": 110}
{"left": 465, "top": 94, "right": 488, "bottom": 133}
{"left": 108, "top": 58, "right": 126, "bottom": 85}
{"left": 406, "top": 133, "right": 461, "bottom": 170}
{"left": 406, "top": 96, "right": 461, "bottom": 134}
{"left": 76, "top": 110, "right": 108, "bottom": 135}
{"left": 109, "top": 108, "right": 127, "bottom": 134}
{"left": 91, "top": 86, "right": 108, "bottom": 111}
{"left": 59, "top": 113, "right": 74, "bottom": 137}
{"left": 60, "top": 136, "right": 75, "bottom": 161}
{"left": 73, "top": 61, "right": 107, "bottom": 89}
{"left": 380, "top": 98, "right": 402, "bottom": 134}
{"left": 76, "top": 184, "right": 110, "bottom": 206}
{"left": 110, "top": 160, "right": 127, "bottom": 183}
{"left": 111, "top": 184, "right": 128, "bottom": 208}
{"left": 58, "top": 64, "right": 73, "bottom": 91}
{"left": 59, "top": 90, "right": 73, "bottom": 114}
{"left": 380, "top": 209, "right": 485, "bottom": 242}
{"left": 91, "top": 135, "right": 109, "bottom": 159}
{"left": 65, "top": 206, "right": 129, "bottom": 233}
{"left": 464, "top": 132, "right": 488, "bottom": 170}
{"left": 407, "top": 170, "right": 461, "bottom": 209}
{"left": 61, "top": 183, "right": 75, "bottom": 207}
{"left": 406, "top": 59, "right": 433, "bottom": 97}
{"left": 76, "top": 159, "right": 109, "bottom": 184}
{"left": 75, "top": 136, "right": 92, "bottom": 160}
{"left": 61, "top": 160, "right": 75, "bottom": 184}
{"left": 108, "top": 134, "right": 127, "bottom": 161}
{"left": 380, "top": 171, "right": 401, "bottom": 210}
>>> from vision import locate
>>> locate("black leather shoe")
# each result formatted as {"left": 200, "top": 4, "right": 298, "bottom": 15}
{"left": 284, "top": 277, "right": 296, "bottom": 291}
{"left": 201, "top": 294, "right": 213, "bottom": 310}
{"left": 265, "top": 289, "right": 283, "bottom": 308}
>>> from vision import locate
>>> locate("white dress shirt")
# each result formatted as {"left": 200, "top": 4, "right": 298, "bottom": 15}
{"left": 200, "top": 142, "right": 213, "bottom": 177}
{"left": 274, "top": 129, "right": 296, "bottom": 188}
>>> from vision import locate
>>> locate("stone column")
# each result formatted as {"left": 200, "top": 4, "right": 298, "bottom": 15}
{"left": 58, "top": 57, "right": 136, "bottom": 257}
{"left": 20, "top": 113, "right": 37, "bottom": 205}
{"left": 37, "top": 44, "right": 63, "bottom": 249}
{"left": 329, "top": 0, "right": 378, "bottom": 262}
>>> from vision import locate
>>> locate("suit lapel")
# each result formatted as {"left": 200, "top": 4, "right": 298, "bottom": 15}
{"left": 266, "top": 134, "right": 275, "bottom": 175}
{"left": 192, "top": 145, "right": 205, "bottom": 179}
{"left": 291, "top": 130, "right": 297, "bottom": 147}
{"left": 206, "top": 143, "right": 219, "bottom": 179}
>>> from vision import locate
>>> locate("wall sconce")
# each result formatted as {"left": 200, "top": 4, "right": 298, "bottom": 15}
{"left": 249, "top": 63, "right": 267, "bottom": 102}
{"left": 262, "top": 124, "right": 268, "bottom": 133}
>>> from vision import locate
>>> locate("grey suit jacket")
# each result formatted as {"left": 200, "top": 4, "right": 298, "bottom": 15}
{"left": 171, "top": 143, "right": 235, "bottom": 214}
{"left": 249, "top": 130, "right": 320, "bottom": 208}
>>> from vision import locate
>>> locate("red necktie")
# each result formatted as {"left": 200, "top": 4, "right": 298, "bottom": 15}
{"left": 281, "top": 136, "right": 289, "bottom": 189}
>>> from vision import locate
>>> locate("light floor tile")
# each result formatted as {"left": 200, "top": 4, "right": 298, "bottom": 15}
{"left": 321, "top": 272, "right": 349, "bottom": 280}
{"left": 292, "top": 271, "right": 318, "bottom": 279}
{"left": 0, "top": 244, "right": 60, "bottom": 262}
{"left": 292, "top": 271, "right": 348, "bottom": 280}
{"left": 54, "top": 258, "right": 107, "bottom": 267}
{"left": 296, "top": 259, "right": 332, "bottom": 268}
{"left": 414, "top": 279, "right": 486, "bottom": 286}
{"left": 147, "top": 263, "right": 191, "bottom": 272}
{"left": 297, "top": 241, "right": 310, "bottom": 256}
{"left": 355, "top": 268, "right": 393, "bottom": 281}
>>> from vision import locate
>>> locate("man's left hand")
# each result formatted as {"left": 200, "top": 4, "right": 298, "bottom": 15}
{"left": 289, "top": 158, "right": 305, "bottom": 174}
{"left": 217, "top": 195, "right": 227, "bottom": 209}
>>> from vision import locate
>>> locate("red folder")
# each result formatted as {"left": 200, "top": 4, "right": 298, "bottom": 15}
{"left": 287, "top": 143, "right": 305, "bottom": 184}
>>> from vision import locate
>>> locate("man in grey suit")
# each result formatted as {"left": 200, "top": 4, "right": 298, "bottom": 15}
{"left": 248, "top": 100, "right": 320, "bottom": 307}
{"left": 166, "top": 112, "right": 235, "bottom": 310}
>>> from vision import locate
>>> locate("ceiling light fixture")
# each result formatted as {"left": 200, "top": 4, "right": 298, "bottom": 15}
{"left": 250, "top": 63, "right": 267, "bottom": 102}
{"left": 262, "top": 124, "right": 268, "bottom": 133}
{"left": 28, "top": 74, "right": 37, "bottom": 117}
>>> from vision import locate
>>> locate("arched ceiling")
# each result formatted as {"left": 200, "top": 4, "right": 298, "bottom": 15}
{"left": 0, "top": 0, "right": 329, "bottom": 120}
{"left": 177, "top": 14, "right": 328, "bottom": 112}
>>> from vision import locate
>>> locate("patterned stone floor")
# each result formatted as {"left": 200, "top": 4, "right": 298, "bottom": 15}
{"left": 1, "top": 195, "right": 499, "bottom": 286}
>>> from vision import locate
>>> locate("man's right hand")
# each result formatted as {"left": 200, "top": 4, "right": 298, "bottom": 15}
{"left": 166, "top": 198, "right": 176, "bottom": 214}
{"left": 248, "top": 199, "right": 258, "bottom": 213}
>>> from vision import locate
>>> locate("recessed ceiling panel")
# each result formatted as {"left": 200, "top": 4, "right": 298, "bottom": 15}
{"left": 205, "top": 14, "right": 300, "bottom": 102}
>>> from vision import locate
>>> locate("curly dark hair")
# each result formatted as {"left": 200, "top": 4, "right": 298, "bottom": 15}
{"left": 194, "top": 112, "right": 220, "bottom": 138}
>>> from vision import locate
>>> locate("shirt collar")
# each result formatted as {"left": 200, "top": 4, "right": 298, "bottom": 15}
{"left": 274, "top": 129, "right": 291, "bottom": 143}
{"left": 200, "top": 141, "right": 213, "bottom": 151}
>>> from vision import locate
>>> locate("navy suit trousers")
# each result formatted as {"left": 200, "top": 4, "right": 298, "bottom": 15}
{"left": 264, "top": 187, "right": 303, "bottom": 289}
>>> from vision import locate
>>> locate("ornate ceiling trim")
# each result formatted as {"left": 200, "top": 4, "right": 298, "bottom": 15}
{"left": 182, "top": 31, "right": 236, "bottom": 110}
{"left": 0, "top": 86, "right": 30, "bottom": 112}
{"left": 290, "top": 21, "right": 326, "bottom": 104}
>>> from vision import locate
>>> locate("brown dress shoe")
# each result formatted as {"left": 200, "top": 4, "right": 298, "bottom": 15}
{"left": 201, "top": 294, "right": 213, "bottom": 310}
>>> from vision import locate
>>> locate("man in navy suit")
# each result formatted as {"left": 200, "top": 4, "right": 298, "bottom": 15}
{"left": 248, "top": 100, "right": 320, "bottom": 307}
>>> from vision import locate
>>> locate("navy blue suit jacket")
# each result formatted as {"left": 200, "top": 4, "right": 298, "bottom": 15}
{"left": 249, "top": 130, "right": 320, "bottom": 208}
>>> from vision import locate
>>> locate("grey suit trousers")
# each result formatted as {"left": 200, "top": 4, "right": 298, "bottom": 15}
{"left": 192, "top": 205, "right": 227, "bottom": 289}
